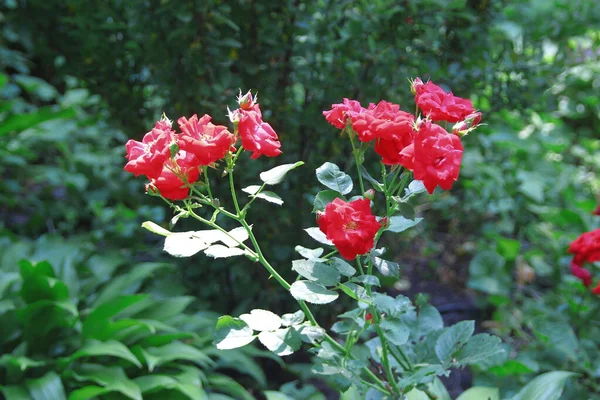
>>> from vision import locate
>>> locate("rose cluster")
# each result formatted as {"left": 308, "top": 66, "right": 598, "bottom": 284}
{"left": 568, "top": 228, "right": 600, "bottom": 295}
{"left": 323, "top": 78, "right": 481, "bottom": 194}
{"left": 124, "top": 91, "right": 281, "bottom": 200}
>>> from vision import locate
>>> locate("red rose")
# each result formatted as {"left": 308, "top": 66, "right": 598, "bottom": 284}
{"left": 375, "top": 129, "right": 415, "bottom": 166}
{"left": 237, "top": 104, "right": 282, "bottom": 159}
{"left": 350, "top": 101, "right": 414, "bottom": 142}
{"left": 124, "top": 120, "right": 174, "bottom": 179}
{"left": 317, "top": 198, "right": 382, "bottom": 260}
{"left": 570, "top": 261, "right": 593, "bottom": 287}
{"left": 149, "top": 150, "right": 200, "bottom": 200}
{"left": 412, "top": 122, "right": 464, "bottom": 194}
{"left": 177, "top": 114, "right": 235, "bottom": 166}
{"left": 592, "top": 280, "right": 600, "bottom": 295}
{"left": 568, "top": 229, "right": 600, "bottom": 267}
{"left": 412, "top": 78, "right": 476, "bottom": 123}
{"left": 323, "top": 98, "right": 366, "bottom": 129}
{"left": 365, "top": 312, "right": 373, "bottom": 323}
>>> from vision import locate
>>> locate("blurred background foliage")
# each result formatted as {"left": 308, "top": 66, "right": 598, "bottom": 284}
{"left": 1, "top": 0, "right": 599, "bottom": 398}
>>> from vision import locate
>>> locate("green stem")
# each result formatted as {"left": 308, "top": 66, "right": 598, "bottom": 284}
{"left": 203, "top": 166, "right": 214, "bottom": 201}
{"left": 349, "top": 132, "right": 365, "bottom": 195}
{"left": 241, "top": 183, "right": 267, "bottom": 214}
{"left": 358, "top": 257, "right": 401, "bottom": 396}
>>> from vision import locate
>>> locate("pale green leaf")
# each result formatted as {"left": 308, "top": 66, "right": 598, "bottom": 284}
{"left": 239, "top": 309, "right": 282, "bottom": 332}
{"left": 290, "top": 281, "right": 338, "bottom": 304}
{"left": 260, "top": 162, "right": 304, "bottom": 185}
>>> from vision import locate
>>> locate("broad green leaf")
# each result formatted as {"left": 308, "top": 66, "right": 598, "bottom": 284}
{"left": 297, "top": 325, "right": 326, "bottom": 344}
{"left": 435, "top": 321, "right": 475, "bottom": 364}
{"left": 405, "top": 378, "right": 451, "bottom": 400}
{"left": 456, "top": 387, "right": 499, "bottom": 400}
{"left": 510, "top": 371, "right": 577, "bottom": 400}
{"left": 313, "top": 190, "right": 343, "bottom": 212}
{"left": 488, "top": 360, "right": 534, "bottom": 377}
{"left": 242, "top": 185, "right": 283, "bottom": 205}
{"left": 204, "top": 245, "right": 247, "bottom": 259}
{"left": 530, "top": 318, "right": 579, "bottom": 358}
{"left": 290, "top": 281, "right": 339, "bottom": 304}
{"left": 292, "top": 260, "right": 340, "bottom": 287}
{"left": 281, "top": 310, "right": 305, "bottom": 326}
{"left": 26, "top": 372, "right": 67, "bottom": 400}
{"left": 92, "top": 263, "right": 172, "bottom": 307}
{"left": 264, "top": 392, "right": 295, "bottom": 400}
{"left": 304, "top": 227, "right": 333, "bottom": 246}
{"left": 140, "top": 341, "right": 213, "bottom": 371}
{"left": 417, "top": 304, "right": 443, "bottom": 338}
{"left": 214, "top": 316, "right": 256, "bottom": 350}
{"left": 455, "top": 334, "right": 505, "bottom": 365}
{"left": 468, "top": 251, "right": 509, "bottom": 296}
{"left": 163, "top": 228, "right": 249, "bottom": 258}
{"left": 205, "top": 349, "right": 267, "bottom": 387}
{"left": 0, "top": 272, "right": 20, "bottom": 297}
{"left": 338, "top": 283, "right": 370, "bottom": 304}
{"left": 0, "top": 355, "right": 46, "bottom": 371}
{"left": 372, "top": 293, "right": 412, "bottom": 317}
{"left": 0, "top": 106, "right": 76, "bottom": 137}
{"left": 360, "top": 166, "right": 384, "bottom": 192}
{"left": 258, "top": 328, "right": 302, "bottom": 356}
{"left": 133, "top": 296, "right": 194, "bottom": 321}
{"left": 404, "top": 180, "right": 426, "bottom": 198}
{"left": 68, "top": 339, "right": 142, "bottom": 368}
{"left": 239, "top": 309, "right": 282, "bottom": 332}
{"left": 2, "top": 386, "right": 30, "bottom": 400}
{"left": 295, "top": 246, "right": 325, "bottom": 261}
{"left": 134, "top": 375, "right": 206, "bottom": 400}
{"left": 351, "top": 275, "right": 380, "bottom": 286}
{"left": 316, "top": 162, "right": 353, "bottom": 195}
{"left": 496, "top": 237, "right": 521, "bottom": 261}
{"left": 330, "top": 258, "right": 356, "bottom": 277}
{"left": 259, "top": 162, "right": 304, "bottom": 185}
{"left": 380, "top": 318, "right": 410, "bottom": 346}
{"left": 208, "top": 374, "right": 255, "bottom": 400}
{"left": 71, "top": 364, "right": 142, "bottom": 400}
{"left": 141, "top": 221, "right": 172, "bottom": 237}
{"left": 82, "top": 294, "right": 149, "bottom": 340}
{"left": 68, "top": 386, "right": 108, "bottom": 400}
{"left": 371, "top": 257, "right": 399, "bottom": 277}
{"left": 386, "top": 216, "right": 423, "bottom": 233}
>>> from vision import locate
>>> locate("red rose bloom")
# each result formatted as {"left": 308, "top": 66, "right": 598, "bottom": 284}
{"left": 568, "top": 229, "right": 600, "bottom": 267}
{"left": 149, "top": 150, "right": 200, "bottom": 200}
{"left": 317, "top": 198, "right": 382, "bottom": 260}
{"left": 412, "top": 122, "right": 464, "bottom": 194}
{"left": 592, "top": 280, "right": 600, "bottom": 295}
{"left": 124, "top": 120, "right": 174, "bottom": 179}
{"left": 412, "top": 78, "right": 476, "bottom": 123}
{"left": 570, "top": 261, "right": 593, "bottom": 287}
{"left": 350, "top": 101, "right": 414, "bottom": 142}
{"left": 375, "top": 128, "right": 415, "bottom": 166}
{"left": 237, "top": 104, "right": 282, "bottom": 159}
{"left": 177, "top": 114, "right": 235, "bottom": 166}
{"left": 323, "top": 98, "right": 366, "bottom": 129}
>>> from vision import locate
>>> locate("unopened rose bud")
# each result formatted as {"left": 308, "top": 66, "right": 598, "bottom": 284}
{"left": 365, "top": 312, "right": 373, "bottom": 324}
{"left": 364, "top": 189, "right": 375, "bottom": 200}
{"left": 410, "top": 77, "right": 424, "bottom": 95}
{"left": 237, "top": 89, "right": 256, "bottom": 110}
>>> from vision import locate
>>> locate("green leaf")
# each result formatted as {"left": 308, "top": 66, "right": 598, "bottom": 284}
{"left": 71, "top": 364, "right": 142, "bottom": 400}
{"left": 242, "top": 185, "right": 284, "bottom": 205}
{"left": 0, "top": 355, "right": 46, "bottom": 372}
{"left": 351, "top": 275, "right": 380, "bottom": 286}
{"left": 82, "top": 294, "right": 149, "bottom": 340}
{"left": 92, "top": 262, "right": 172, "bottom": 307}
{"left": 208, "top": 374, "right": 254, "bottom": 400}
{"left": 0, "top": 106, "right": 76, "bottom": 137}
{"left": 68, "top": 339, "right": 142, "bottom": 368}
{"left": 292, "top": 260, "right": 340, "bottom": 286}
{"left": 510, "top": 371, "right": 577, "bottom": 400}
{"left": 435, "top": 321, "right": 475, "bottom": 364}
{"left": 316, "top": 162, "right": 353, "bottom": 195}
{"left": 68, "top": 386, "right": 109, "bottom": 400}
{"left": 290, "top": 281, "right": 339, "bottom": 304}
{"left": 386, "top": 216, "right": 423, "bottom": 233}
{"left": 281, "top": 310, "right": 305, "bottom": 326}
{"left": 371, "top": 256, "right": 399, "bottom": 277}
{"left": 204, "top": 245, "right": 247, "bottom": 258}
{"left": 258, "top": 328, "right": 302, "bottom": 356}
{"left": 295, "top": 246, "right": 325, "bottom": 261}
{"left": 468, "top": 251, "right": 509, "bottom": 296}
{"left": 404, "top": 180, "right": 426, "bottom": 198}
{"left": 239, "top": 309, "right": 282, "bottom": 332}
{"left": 304, "top": 227, "right": 333, "bottom": 246}
{"left": 134, "top": 375, "right": 206, "bottom": 400}
{"left": 2, "top": 386, "right": 30, "bottom": 400}
{"left": 496, "top": 237, "right": 521, "bottom": 261}
{"left": 214, "top": 316, "right": 256, "bottom": 350}
{"left": 330, "top": 258, "right": 356, "bottom": 277}
{"left": 456, "top": 387, "right": 499, "bottom": 400}
{"left": 338, "top": 283, "right": 370, "bottom": 304}
{"left": 26, "top": 372, "right": 67, "bottom": 400}
{"left": 455, "top": 334, "right": 505, "bottom": 366}
{"left": 372, "top": 293, "right": 412, "bottom": 317}
{"left": 140, "top": 341, "right": 214, "bottom": 371}
{"left": 380, "top": 318, "right": 410, "bottom": 346}
{"left": 141, "top": 221, "right": 172, "bottom": 237}
{"left": 488, "top": 360, "right": 534, "bottom": 377}
{"left": 360, "top": 166, "right": 384, "bottom": 192}
{"left": 264, "top": 392, "right": 295, "bottom": 400}
{"left": 260, "top": 162, "right": 304, "bottom": 185}
{"left": 417, "top": 304, "right": 444, "bottom": 338}
{"left": 313, "top": 190, "right": 343, "bottom": 212}
{"left": 297, "top": 325, "right": 326, "bottom": 344}
{"left": 0, "top": 272, "right": 20, "bottom": 298}
{"left": 530, "top": 318, "right": 579, "bottom": 358}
